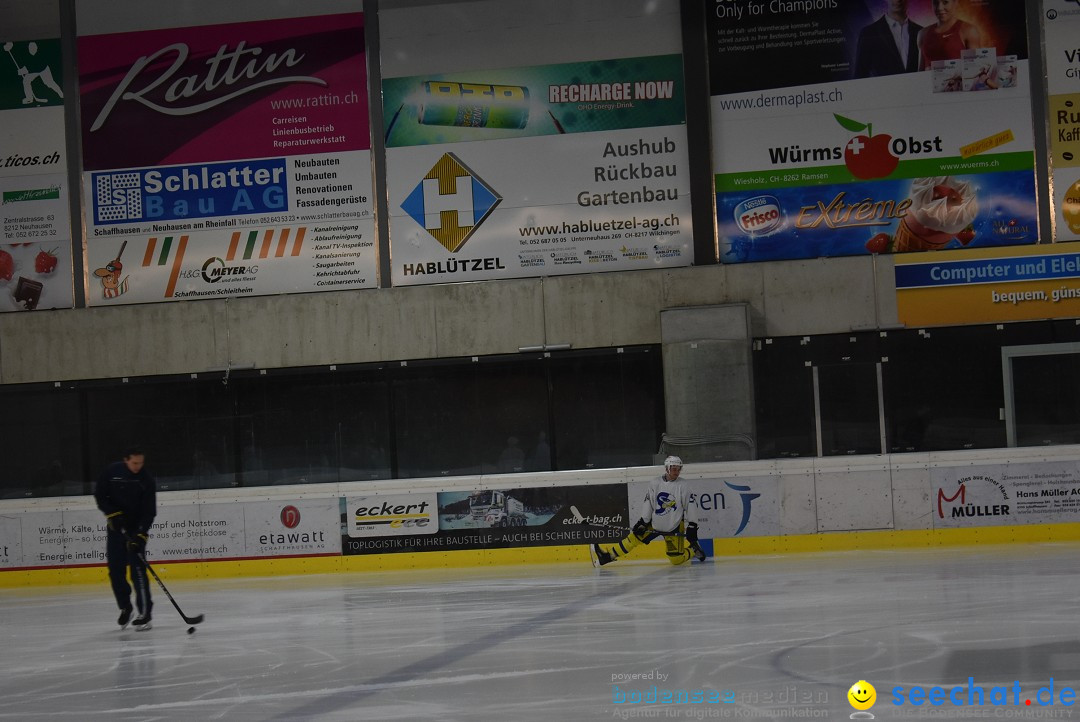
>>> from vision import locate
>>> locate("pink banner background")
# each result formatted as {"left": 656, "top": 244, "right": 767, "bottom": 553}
{"left": 78, "top": 13, "right": 369, "bottom": 170}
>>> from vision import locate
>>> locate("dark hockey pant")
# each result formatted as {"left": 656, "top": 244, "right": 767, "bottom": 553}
{"left": 106, "top": 530, "right": 152, "bottom": 615}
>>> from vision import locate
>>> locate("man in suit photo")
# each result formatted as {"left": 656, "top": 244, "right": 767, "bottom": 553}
{"left": 853, "top": 0, "right": 923, "bottom": 78}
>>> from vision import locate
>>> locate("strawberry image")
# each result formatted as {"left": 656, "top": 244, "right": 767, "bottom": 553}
{"left": 35, "top": 248, "right": 58, "bottom": 273}
{"left": 955, "top": 226, "right": 975, "bottom": 245}
{"left": 864, "top": 232, "right": 892, "bottom": 254}
{"left": 0, "top": 248, "right": 14, "bottom": 281}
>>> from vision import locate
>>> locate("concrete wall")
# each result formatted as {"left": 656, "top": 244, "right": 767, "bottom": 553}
{"left": 0, "top": 255, "right": 899, "bottom": 384}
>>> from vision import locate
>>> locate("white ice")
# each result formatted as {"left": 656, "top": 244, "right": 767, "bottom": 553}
{"left": 2, "top": 543, "right": 1079, "bottom": 721}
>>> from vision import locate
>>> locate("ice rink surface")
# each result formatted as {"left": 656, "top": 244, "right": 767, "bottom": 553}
{"left": 3, "top": 542, "right": 1080, "bottom": 721}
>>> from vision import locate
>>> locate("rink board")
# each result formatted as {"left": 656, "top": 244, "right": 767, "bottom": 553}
{"left": 4, "top": 522, "right": 1080, "bottom": 588}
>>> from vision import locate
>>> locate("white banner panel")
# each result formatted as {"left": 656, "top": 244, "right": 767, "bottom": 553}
{"left": 932, "top": 460, "right": 1080, "bottom": 528}
{"left": 387, "top": 128, "right": 691, "bottom": 285}
{"left": 0, "top": 36, "right": 74, "bottom": 312}
{"left": 381, "top": 0, "right": 691, "bottom": 286}
{"left": 627, "top": 476, "right": 780, "bottom": 539}
{"left": 0, "top": 499, "right": 342, "bottom": 569}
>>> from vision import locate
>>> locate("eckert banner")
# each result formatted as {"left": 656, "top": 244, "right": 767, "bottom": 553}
{"left": 0, "top": 36, "right": 74, "bottom": 312}
{"left": 341, "top": 484, "right": 627, "bottom": 555}
{"left": 77, "top": 13, "right": 376, "bottom": 304}
{"left": 711, "top": 0, "right": 1037, "bottom": 263}
{"left": 384, "top": 54, "right": 692, "bottom": 285}
{"left": 1043, "top": 0, "right": 1080, "bottom": 242}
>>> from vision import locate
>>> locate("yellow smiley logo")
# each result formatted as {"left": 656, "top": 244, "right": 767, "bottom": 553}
{"left": 848, "top": 680, "right": 877, "bottom": 711}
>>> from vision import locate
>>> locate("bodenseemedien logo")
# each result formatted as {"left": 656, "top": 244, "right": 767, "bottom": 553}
{"left": 401, "top": 152, "right": 501, "bottom": 253}
{"left": 848, "top": 680, "right": 876, "bottom": 719}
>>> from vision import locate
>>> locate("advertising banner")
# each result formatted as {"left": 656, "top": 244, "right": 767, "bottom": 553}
{"left": 1044, "top": 0, "right": 1080, "bottom": 242}
{"left": 382, "top": 0, "right": 692, "bottom": 286}
{"left": 626, "top": 475, "right": 780, "bottom": 539}
{"left": 77, "top": 12, "right": 376, "bottom": 305}
{"left": 895, "top": 243, "right": 1080, "bottom": 326}
{"left": 0, "top": 498, "right": 340, "bottom": 570}
{"left": 341, "top": 483, "right": 627, "bottom": 555}
{"left": 932, "top": 460, "right": 1080, "bottom": 528}
{"left": 710, "top": 0, "right": 1037, "bottom": 263}
{"left": 0, "top": 36, "right": 73, "bottom": 311}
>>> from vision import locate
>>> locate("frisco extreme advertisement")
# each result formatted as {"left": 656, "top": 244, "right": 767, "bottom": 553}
{"left": 76, "top": 8, "right": 376, "bottom": 305}
{"left": 710, "top": 0, "right": 1037, "bottom": 263}
{"left": 381, "top": 0, "right": 692, "bottom": 286}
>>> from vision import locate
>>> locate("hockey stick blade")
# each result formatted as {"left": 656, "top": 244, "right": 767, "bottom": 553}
{"left": 138, "top": 553, "right": 205, "bottom": 625}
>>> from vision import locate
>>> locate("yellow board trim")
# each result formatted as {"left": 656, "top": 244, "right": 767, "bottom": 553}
{"left": 4, "top": 523, "right": 1080, "bottom": 588}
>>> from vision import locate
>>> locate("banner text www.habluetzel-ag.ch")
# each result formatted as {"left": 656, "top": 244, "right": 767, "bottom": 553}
{"left": 519, "top": 214, "right": 680, "bottom": 237}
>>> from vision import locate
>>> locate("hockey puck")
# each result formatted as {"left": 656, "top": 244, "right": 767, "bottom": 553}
{"left": 187, "top": 627, "right": 196, "bottom": 634}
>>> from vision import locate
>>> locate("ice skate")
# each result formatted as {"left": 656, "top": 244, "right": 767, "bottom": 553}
{"left": 590, "top": 543, "right": 613, "bottom": 567}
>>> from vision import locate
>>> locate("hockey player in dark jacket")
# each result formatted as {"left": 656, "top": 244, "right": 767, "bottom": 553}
{"left": 94, "top": 447, "right": 156, "bottom": 630}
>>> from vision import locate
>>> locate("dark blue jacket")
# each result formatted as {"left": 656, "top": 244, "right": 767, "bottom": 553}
{"left": 94, "top": 461, "right": 157, "bottom": 535}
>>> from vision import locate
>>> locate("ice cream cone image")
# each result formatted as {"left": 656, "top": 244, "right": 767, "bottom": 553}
{"left": 895, "top": 177, "right": 978, "bottom": 253}
{"left": 893, "top": 216, "right": 954, "bottom": 251}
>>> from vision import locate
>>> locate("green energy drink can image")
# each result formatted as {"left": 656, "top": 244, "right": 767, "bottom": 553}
{"left": 418, "top": 81, "right": 530, "bottom": 129}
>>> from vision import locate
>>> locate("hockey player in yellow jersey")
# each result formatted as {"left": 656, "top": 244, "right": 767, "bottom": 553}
{"left": 590, "top": 456, "right": 706, "bottom": 566}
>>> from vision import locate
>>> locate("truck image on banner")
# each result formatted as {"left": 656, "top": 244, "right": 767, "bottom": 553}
{"left": 466, "top": 489, "right": 526, "bottom": 528}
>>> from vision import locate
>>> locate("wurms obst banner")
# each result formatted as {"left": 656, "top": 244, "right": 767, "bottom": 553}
{"left": 710, "top": 0, "right": 1038, "bottom": 264}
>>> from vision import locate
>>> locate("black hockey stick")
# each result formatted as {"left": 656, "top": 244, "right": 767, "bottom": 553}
{"left": 569, "top": 505, "right": 632, "bottom": 534}
{"left": 137, "top": 553, "right": 204, "bottom": 625}
{"left": 569, "top": 505, "right": 687, "bottom": 538}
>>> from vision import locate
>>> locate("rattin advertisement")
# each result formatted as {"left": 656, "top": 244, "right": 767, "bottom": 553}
{"left": 711, "top": 0, "right": 1037, "bottom": 263}
{"left": 77, "top": 10, "right": 376, "bottom": 305}
{"left": 381, "top": 0, "right": 692, "bottom": 286}
{"left": 0, "top": 36, "right": 73, "bottom": 312}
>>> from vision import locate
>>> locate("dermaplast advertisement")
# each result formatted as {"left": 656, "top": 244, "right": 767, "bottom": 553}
{"left": 381, "top": 0, "right": 692, "bottom": 286}
{"left": 77, "top": 6, "right": 376, "bottom": 304}
{"left": 0, "top": 35, "right": 74, "bottom": 312}
{"left": 710, "top": 0, "right": 1037, "bottom": 263}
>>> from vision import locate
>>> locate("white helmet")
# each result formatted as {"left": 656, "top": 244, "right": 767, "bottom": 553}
{"left": 664, "top": 455, "right": 683, "bottom": 471}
